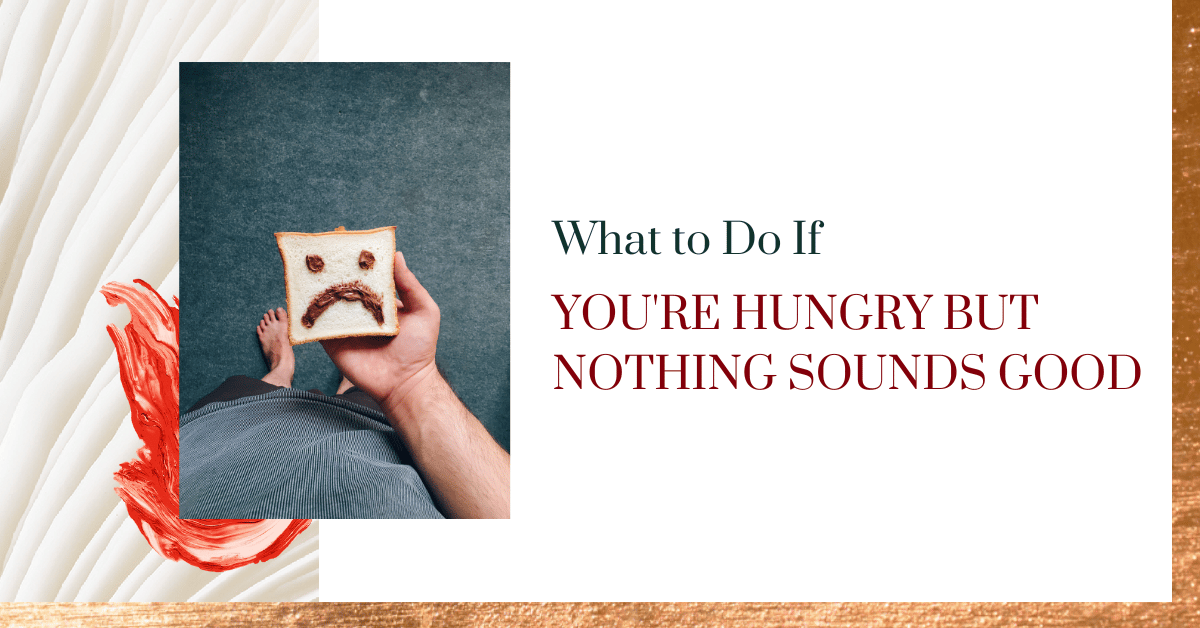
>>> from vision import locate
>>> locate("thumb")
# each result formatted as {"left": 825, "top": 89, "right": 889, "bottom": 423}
{"left": 394, "top": 252, "right": 438, "bottom": 315}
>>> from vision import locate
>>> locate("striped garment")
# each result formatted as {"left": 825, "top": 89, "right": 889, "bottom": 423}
{"left": 180, "top": 389, "right": 444, "bottom": 519}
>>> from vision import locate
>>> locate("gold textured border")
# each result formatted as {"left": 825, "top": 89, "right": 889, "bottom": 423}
{"left": 0, "top": 602, "right": 1189, "bottom": 626}
{"left": 1171, "top": 0, "right": 1200, "bottom": 614}
{"left": 1175, "top": 0, "right": 1200, "bottom": 611}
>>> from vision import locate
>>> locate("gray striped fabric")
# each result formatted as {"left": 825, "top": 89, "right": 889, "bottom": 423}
{"left": 180, "top": 389, "right": 444, "bottom": 519}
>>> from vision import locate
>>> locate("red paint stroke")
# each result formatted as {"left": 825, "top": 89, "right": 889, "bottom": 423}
{"left": 102, "top": 279, "right": 311, "bottom": 572}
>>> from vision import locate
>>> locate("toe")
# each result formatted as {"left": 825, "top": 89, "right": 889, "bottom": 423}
{"left": 276, "top": 307, "right": 286, "bottom": 320}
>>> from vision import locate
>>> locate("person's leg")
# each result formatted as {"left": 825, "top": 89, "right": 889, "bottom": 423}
{"left": 186, "top": 308, "right": 297, "bottom": 413}
{"left": 185, "top": 376, "right": 283, "bottom": 413}
{"left": 258, "top": 307, "right": 295, "bottom": 388}
{"left": 334, "top": 375, "right": 385, "bottom": 414}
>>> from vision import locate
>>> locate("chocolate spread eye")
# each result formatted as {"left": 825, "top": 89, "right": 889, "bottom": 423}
{"left": 306, "top": 254, "right": 324, "bottom": 273}
{"left": 358, "top": 250, "right": 375, "bottom": 270}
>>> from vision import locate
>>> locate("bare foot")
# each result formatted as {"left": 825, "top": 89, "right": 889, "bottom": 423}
{"left": 257, "top": 307, "right": 295, "bottom": 387}
{"left": 336, "top": 376, "right": 354, "bottom": 395}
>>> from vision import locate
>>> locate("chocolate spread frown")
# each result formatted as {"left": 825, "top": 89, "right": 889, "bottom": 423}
{"left": 300, "top": 280, "right": 385, "bottom": 328}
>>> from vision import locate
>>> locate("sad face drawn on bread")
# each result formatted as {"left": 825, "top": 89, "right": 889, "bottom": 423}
{"left": 275, "top": 227, "right": 399, "bottom": 345}
{"left": 299, "top": 251, "right": 385, "bottom": 328}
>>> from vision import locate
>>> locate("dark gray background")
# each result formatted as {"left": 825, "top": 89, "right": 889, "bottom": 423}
{"left": 180, "top": 62, "right": 509, "bottom": 450}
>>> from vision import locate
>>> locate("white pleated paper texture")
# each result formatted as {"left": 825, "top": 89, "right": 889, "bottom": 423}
{"left": 0, "top": 0, "right": 319, "bottom": 602}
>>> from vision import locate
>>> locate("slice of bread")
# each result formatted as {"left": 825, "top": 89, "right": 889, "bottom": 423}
{"left": 275, "top": 226, "right": 399, "bottom": 345}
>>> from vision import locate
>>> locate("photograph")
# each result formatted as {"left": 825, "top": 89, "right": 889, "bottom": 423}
{"left": 179, "top": 62, "right": 510, "bottom": 519}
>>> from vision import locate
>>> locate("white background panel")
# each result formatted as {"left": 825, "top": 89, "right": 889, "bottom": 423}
{"left": 320, "top": 1, "right": 1169, "bottom": 601}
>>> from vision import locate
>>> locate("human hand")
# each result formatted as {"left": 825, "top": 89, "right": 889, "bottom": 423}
{"left": 321, "top": 252, "right": 441, "bottom": 414}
